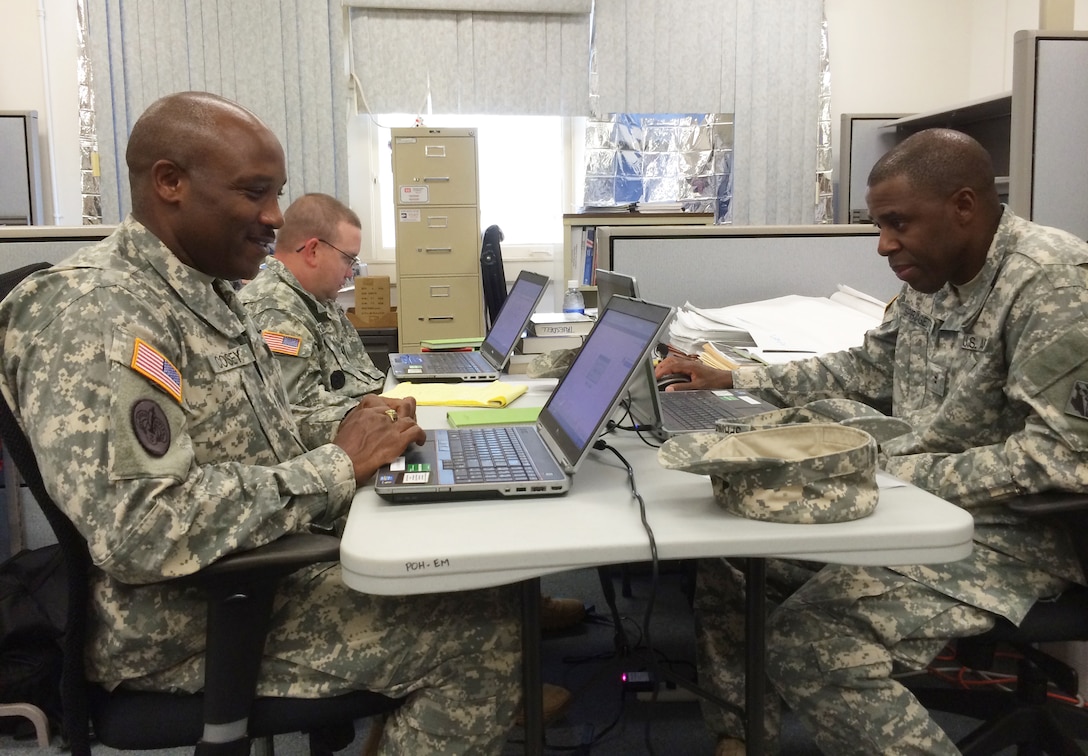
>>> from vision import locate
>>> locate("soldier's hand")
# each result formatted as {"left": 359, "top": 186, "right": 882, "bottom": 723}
{"left": 356, "top": 392, "right": 418, "bottom": 421}
{"left": 654, "top": 354, "right": 733, "bottom": 391}
{"left": 333, "top": 404, "right": 427, "bottom": 484}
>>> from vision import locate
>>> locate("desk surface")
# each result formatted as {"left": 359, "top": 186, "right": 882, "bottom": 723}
{"left": 340, "top": 381, "right": 975, "bottom": 595}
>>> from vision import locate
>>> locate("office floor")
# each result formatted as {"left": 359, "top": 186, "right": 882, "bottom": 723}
{"left": 0, "top": 564, "right": 1065, "bottom": 755}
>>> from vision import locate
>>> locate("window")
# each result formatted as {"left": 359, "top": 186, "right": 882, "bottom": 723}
{"left": 372, "top": 115, "right": 570, "bottom": 259}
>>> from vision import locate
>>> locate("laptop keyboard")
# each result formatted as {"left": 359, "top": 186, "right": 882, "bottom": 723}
{"left": 661, "top": 392, "right": 731, "bottom": 430}
{"left": 443, "top": 427, "right": 536, "bottom": 483}
{"left": 400, "top": 352, "right": 482, "bottom": 372}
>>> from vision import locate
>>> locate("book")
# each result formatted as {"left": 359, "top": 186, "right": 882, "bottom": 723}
{"left": 506, "top": 353, "right": 535, "bottom": 375}
{"left": 582, "top": 227, "right": 596, "bottom": 285}
{"left": 529, "top": 312, "right": 595, "bottom": 337}
{"left": 520, "top": 334, "right": 585, "bottom": 353}
{"left": 446, "top": 406, "right": 542, "bottom": 428}
{"left": 420, "top": 336, "right": 484, "bottom": 351}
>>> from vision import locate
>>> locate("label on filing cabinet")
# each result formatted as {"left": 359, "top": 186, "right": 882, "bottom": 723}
{"left": 400, "top": 185, "right": 429, "bottom": 203}
{"left": 399, "top": 209, "right": 421, "bottom": 222}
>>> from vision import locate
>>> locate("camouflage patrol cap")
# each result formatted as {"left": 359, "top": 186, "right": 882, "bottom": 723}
{"left": 715, "top": 398, "right": 912, "bottom": 446}
{"left": 658, "top": 424, "right": 879, "bottom": 524}
{"left": 527, "top": 347, "right": 581, "bottom": 379}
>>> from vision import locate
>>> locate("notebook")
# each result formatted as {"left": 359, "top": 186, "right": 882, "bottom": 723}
{"left": 625, "top": 358, "right": 780, "bottom": 440}
{"left": 375, "top": 296, "right": 673, "bottom": 503}
{"left": 594, "top": 268, "right": 639, "bottom": 311}
{"left": 388, "top": 270, "right": 549, "bottom": 382}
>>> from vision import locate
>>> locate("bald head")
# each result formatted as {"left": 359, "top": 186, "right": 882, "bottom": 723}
{"left": 122, "top": 91, "right": 287, "bottom": 280}
{"left": 126, "top": 92, "right": 269, "bottom": 216}
{"left": 868, "top": 128, "right": 1001, "bottom": 213}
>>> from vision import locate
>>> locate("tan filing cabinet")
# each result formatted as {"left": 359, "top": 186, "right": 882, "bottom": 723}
{"left": 391, "top": 127, "right": 483, "bottom": 351}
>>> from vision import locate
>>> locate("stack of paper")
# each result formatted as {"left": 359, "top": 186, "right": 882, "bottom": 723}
{"left": 667, "top": 285, "right": 887, "bottom": 363}
{"left": 381, "top": 380, "right": 528, "bottom": 408}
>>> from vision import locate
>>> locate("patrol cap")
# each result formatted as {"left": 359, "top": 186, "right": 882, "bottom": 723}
{"left": 715, "top": 397, "right": 912, "bottom": 446}
{"left": 658, "top": 424, "right": 879, "bottom": 524}
{"left": 527, "top": 347, "right": 580, "bottom": 379}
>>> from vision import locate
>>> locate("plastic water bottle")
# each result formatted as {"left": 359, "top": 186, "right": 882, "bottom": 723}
{"left": 562, "top": 280, "right": 585, "bottom": 315}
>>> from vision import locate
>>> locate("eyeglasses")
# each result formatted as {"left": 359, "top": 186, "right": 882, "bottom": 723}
{"left": 297, "top": 238, "right": 362, "bottom": 276}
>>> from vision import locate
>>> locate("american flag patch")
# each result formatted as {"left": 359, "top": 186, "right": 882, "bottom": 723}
{"left": 261, "top": 330, "right": 302, "bottom": 356}
{"left": 131, "top": 338, "right": 183, "bottom": 402}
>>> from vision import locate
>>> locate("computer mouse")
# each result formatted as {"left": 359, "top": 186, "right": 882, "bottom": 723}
{"left": 656, "top": 373, "right": 692, "bottom": 391}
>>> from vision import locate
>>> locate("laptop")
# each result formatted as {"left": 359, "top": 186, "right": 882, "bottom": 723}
{"left": 594, "top": 268, "right": 639, "bottom": 311}
{"left": 375, "top": 295, "right": 674, "bottom": 503}
{"left": 625, "top": 353, "right": 780, "bottom": 441}
{"left": 389, "top": 270, "right": 549, "bottom": 382}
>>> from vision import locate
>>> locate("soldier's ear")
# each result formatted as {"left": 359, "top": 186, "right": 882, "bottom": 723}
{"left": 150, "top": 159, "right": 186, "bottom": 206}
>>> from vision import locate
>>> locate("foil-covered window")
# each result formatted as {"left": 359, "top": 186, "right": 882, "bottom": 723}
{"left": 583, "top": 114, "right": 733, "bottom": 223}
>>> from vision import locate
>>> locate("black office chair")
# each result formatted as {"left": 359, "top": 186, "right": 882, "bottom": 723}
{"left": 912, "top": 492, "right": 1088, "bottom": 755}
{"left": 0, "top": 262, "right": 400, "bottom": 756}
{"left": 480, "top": 225, "right": 507, "bottom": 330}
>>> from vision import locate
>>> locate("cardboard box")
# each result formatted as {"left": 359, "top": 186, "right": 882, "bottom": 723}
{"left": 347, "top": 307, "right": 398, "bottom": 329}
{"left": 355, "top": 276, "right": 391, "bottom": 316}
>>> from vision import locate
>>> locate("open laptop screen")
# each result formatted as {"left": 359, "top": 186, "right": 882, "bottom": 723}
{"left": 538, "top": 296, "right": 668, "bottom": 464}
{"left": 478, "top": 270, "right": 548, "bottom": 367}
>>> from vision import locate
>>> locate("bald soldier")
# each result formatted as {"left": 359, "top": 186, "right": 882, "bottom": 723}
{"left": 0, "top": 91, "right": 520, "bottom": 755}
{"left": 657, "top": 129, "right": 1088, "bottom": 755}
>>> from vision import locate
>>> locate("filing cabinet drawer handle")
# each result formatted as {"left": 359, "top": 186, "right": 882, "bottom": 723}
{"left": 422, "top": 247, "right": 453, "bottom": 254}
{"left": 424, "top": 146, "right": 446, "bottom": 157}
{"left": 423, "top": 316, "right": 455, "bottom": 322}
{"left": 422, "top": 176, "right": 451, "bottom": 183}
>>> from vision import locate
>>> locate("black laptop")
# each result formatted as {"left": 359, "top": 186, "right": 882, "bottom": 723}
{"left": 388, "top": 270, "right": 548, "bottom": 382}
{"left": 375, "top": 296, "right": 673, "bottom": 503}
{"left": 625, "top": 357, "right": 779, "bottom": 440}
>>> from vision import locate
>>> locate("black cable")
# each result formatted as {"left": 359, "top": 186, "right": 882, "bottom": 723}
{"left": 592, "top": 437, "right": 746, "bottom": 730}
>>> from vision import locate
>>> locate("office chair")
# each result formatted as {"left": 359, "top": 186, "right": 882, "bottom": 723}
{"left": 480, "top": 225, "right": 507, "bottom": 329}
{"left": 0, "top": 262, "right": 400, "bottom": 756}
{"left": 912, "top": 491, "right": 1088, "bottom": 755}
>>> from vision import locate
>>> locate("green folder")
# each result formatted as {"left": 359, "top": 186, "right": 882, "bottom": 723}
{"left": 446, "top": 406, "right": 542, "bottom": 428}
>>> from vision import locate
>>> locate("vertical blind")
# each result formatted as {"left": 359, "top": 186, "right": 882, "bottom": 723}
{"left": 591, "top": 0, "right": 826, "bottom": 224}
{"left": 86, "top": 0, "right": 826, "bottom": 225}
{"left": 86, "top": 0, "right": 349, "bottom": 223}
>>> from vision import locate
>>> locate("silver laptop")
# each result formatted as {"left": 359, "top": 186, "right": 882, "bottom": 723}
{"left": 389, "top": 270, "right": 548, "bottom": 382}
{"left": 594, "top": 268, "right": 639, "bottom": 311}
{"left": 375, "top": 296, "right": 674, "bottom": 503}
{"left": 626, "top": 355, "right": 779, "bottom": 441}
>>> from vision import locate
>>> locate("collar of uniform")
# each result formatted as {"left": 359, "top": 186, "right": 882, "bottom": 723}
{"left": 265, "top": 256, "right": 331, "bottom": 321}
{"left": 118, "top": 216, "right": 247, "bottom": 339}
{"left": 929, "top": 206, "right": 1013, "bottom": 333}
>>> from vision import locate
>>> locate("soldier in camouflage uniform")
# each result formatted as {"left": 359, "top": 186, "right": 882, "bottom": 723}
{"left": 0, "top": 91, "right": 520, "bottom": 755}
{"left": 238, "top": 193, "right": 385, "bottom": 449}
{"left": 656, "top": 128, "right": 1088, "bottom": 755}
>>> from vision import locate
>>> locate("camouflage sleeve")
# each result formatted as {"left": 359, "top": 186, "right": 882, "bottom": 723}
{"left": 248, "top": 305, "right": 358, "bottom": 449}
{"left": 885, "top": 282, "right": 1088, "bottom": 507}
{"left": 732, "top": 313, "right": 899, "bottom": 414}
{"left": 12, "top": 287, "right": 356, "bottom": 585}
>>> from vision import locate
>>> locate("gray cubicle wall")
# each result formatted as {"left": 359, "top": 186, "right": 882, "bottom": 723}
{"left": 0, "top": 225, "right": 114, "bottom": 274}
{"left": 1010, "top": 31, "right": 1088, "bottom": 242}
{"left": 597, "top": 224, "right": 896, "bottom": 309}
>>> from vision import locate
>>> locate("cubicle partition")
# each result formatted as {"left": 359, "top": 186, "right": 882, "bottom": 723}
{"left": 0, "top": 225, "right": 114, "bottom": 274}
{"left": 596, "top": 224, "right": 896, "bottom": 309}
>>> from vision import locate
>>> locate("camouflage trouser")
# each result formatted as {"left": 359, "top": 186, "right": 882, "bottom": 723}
{"left": 136, "top": 563, "right": 522, "bottom": 756}
{"left": 696, "top": 556, "right": 1065, "bottom": 755}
